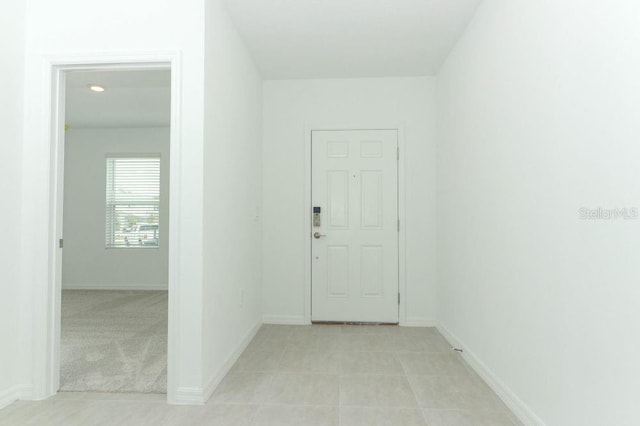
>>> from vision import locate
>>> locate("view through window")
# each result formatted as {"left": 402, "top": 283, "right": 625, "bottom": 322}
{"left": 105, "top": 155, "right": 161, "bottom": 248}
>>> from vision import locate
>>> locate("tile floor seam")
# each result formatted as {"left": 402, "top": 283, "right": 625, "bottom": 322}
{"left": 247, "top": 403, "right": 260, "bottom": 426}
{"left": 275, "top": 345, "right": 288, "bottom": 373}
{"left": 397, "top": 351, "right": 413, "bottom": 377}
{"left": 405, "top": 377, "right": 423, "bottom": 411}
{"left": 406, "top": 368, "right": 432, "bottom": 410}
{"left": 337, "top": 403, "right": 425, "bottom": 409}
{"left": 248, "top": 402, "right": 339, "bottom": 407}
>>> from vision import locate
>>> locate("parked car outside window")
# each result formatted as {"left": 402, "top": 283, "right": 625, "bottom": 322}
{"left": 122, "top": 224, "right": 159, "bottom": 247}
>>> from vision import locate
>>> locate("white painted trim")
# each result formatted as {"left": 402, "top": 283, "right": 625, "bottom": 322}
{"left": 437, "top": 323, "right": 546, "bottom": 426}
{"left": 202, "top": 321, "right": 262, "bottom": 403}
{"left": 16, "top": 385, "right": 34, "bottom": 400}
{"left": 262, "top": 315, "right": 309, "bottom": 325}
{"left": 61, "top": 284, "right": 169, "bottom": 291}
{"left": 35, "top": 51, "right": 183, "bottom": 404}
{"left": 50, "top": 66, "right": 66, "bottom": 396}
{"left": 0, "top": 387, "right": 19, "bottom": 410}
{"left": 396, "top": 124, "right": 408, "bottom": 326}
{"left": 173, "top": 388, "right": 205, "bottom": 405}
{"left": 304, "top": 127, "right": 313, "bottom": 324}
{"left": 166, "top": 51, "right": 183, "bottom": 406}
{"left": 46, "top": 51, "right": 181, "bottom": 68}
{"left": 0, "top": 385, "right": 33, "bottom": 410}
{"left": 402, "top": 317, "right": 436, "bottom": 327}
{"left": 304, "top": 123, "right": 407, "bottom": 324}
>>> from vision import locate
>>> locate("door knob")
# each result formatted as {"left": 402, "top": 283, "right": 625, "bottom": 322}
{"left": 313, "top": 232, "right": 326, "bottom": 239}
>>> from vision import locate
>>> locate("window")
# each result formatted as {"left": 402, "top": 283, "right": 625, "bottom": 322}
{"left": 105, "top": 155, "right": 161, "bottom": 248}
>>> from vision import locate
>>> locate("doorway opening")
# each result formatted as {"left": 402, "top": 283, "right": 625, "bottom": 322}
{"left": 59, "top": 69, "right": 170, "bottom": 393}
{"left": 45, "top": 57, "right": 181, "bottom": 401}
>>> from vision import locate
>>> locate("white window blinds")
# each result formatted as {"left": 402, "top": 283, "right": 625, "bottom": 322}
{"left": 105, "top": 155, "right": 161, "bottom": 248}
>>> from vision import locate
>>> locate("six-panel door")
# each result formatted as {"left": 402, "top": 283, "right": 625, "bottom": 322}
{"left": 311, "top": 129, "right": 399, "bottom": 323}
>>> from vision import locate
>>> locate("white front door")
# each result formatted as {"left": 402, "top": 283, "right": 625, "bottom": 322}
{"left": 311, "top": 129, "right": 399, "bottom": 323}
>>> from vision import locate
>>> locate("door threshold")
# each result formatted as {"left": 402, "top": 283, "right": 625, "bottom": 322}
{"left": 311, "top": 321, "right": 399, "bottom": 326}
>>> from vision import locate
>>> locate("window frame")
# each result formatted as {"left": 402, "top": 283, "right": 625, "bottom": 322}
{"left": 104, "top": 153, "right": 162, "bottom": 249}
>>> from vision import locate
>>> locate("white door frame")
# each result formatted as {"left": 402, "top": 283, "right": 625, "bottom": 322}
{"left": 304, "top": 124, "right": 408, "bottom": 325}
{"left": 39, "top": 52, "right": 182, "bottom": 402}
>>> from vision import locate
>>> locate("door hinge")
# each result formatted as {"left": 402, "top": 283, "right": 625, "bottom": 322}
{"left": 397, "top": 146, "right": 400, "bottom": 160}
{"left": 398, "top": 293, "right": 400, "bottom": 305}
{"left": 397, "top": 219, "right": 400, "bottom": 232}
{"left": 59, "top": 238, "right": 63, "bottom": 248}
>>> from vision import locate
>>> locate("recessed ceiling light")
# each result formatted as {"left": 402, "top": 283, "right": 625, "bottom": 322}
{"left": 88, "top": 85, "right": 105, "bottom": 92}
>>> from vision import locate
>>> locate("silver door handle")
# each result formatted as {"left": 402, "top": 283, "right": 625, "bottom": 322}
{"left": 313, "top": 232, "right": 326, "bottom": 239}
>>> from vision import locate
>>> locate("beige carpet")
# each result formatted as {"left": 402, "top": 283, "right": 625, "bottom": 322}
{"left": 60, "top": 290, "right": 167, "bottom": 394}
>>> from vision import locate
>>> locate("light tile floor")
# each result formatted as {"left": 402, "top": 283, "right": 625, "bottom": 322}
{"left": 0, "top": 325, "right": 522, "bottom": 426}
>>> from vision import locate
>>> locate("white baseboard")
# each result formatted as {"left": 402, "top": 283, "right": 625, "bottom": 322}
{"left": 262, "top": 315, "right": 308, "bottom": 325}
{"left": 437, "top": 323, "right": 545, "bottom": 426}
{"left": 62, "top": 283, "right": 168, "bottom": 291}
{"left": 172, "top": 387, "right": 205, "bottom": 405}
{"left": 401, "top": 317, "right": 436, "bottom": 327}
{"left": 0, "top": 385, "right": 32, "bottom": 410}
{"left": 0, "top": 387, "right": 18, "bottom": 410}
{"left": 203, "top": 321, "right": 262, "bottom": 403}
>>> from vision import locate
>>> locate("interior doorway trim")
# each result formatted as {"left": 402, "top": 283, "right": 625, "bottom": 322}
{"left": 39, "top": 52, "right": 182, "bottom": 403}
{"left": 303, "top": 123, "right": 408, "bottom": 325}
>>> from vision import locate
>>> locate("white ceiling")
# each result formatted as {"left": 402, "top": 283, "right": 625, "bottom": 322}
{"left": 223, "top": 0, "right": 482, "bottom": 79}
{"left": 65, "top": 3, "right": 480, "bottom": 126}
{"left": 65, "top": 70, "right": 171, "bottom": 129}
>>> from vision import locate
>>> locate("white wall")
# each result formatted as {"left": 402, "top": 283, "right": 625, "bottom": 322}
{"left": 262, "top": 77, "right": 437, "bottom": 325}
{"left": 62, "top": 128, "right": 170, "bottom": 290}
{"left": 437, "top": 0, "right": 640, "bottom": 424}
{"left": 202, "top": 0, "right": 263, "bottom": 398}
{"left": 0, "top": 0, "right": 25, "bottom": 410}
{"left": 21, "top": 0, "right": 205, "bottom": 402}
